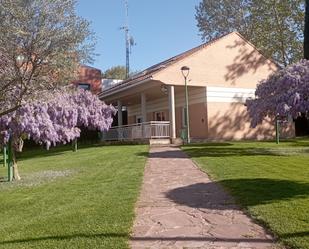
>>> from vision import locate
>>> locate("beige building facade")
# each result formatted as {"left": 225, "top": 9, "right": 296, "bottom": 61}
{"left": 99, "top": 32, "right": 294, "bottom": 141}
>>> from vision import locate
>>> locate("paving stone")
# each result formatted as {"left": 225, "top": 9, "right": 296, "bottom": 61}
{"left": 129, "top": 146, "right": 280, "bottom": 249}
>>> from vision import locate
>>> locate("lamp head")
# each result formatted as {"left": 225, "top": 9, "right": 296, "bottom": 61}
{"left": 181, "top": 66, "right": 190, "bottom": 78}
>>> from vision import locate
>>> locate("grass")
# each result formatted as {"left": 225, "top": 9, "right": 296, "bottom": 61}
{"left": 0, "top": 144, "right": 148, "bottom": 249}
{"left": 182, "top": 138, "right": 309, "bottom": 249}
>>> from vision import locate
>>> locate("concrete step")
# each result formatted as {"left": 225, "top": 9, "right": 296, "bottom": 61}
{"left": 149, "top": 138, "right": 171, "bottom": 146}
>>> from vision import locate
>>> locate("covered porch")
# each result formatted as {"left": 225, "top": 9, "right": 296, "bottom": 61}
{"left": 100, "top": 78, "right": 205, "bottom": 142}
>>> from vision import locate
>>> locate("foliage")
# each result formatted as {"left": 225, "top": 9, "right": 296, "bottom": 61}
{"left": 0, "top": 144, "right": 148, "bottom": 249}
{"left": 304, "top": 0, "right": 309, "bottom": 59}
{"left": 102, "top": 65, "right": 140, "bottom": 80}
{"left": 195, "top": 0, "right": 304, "bottom": 66}
{"left": 0, "top": 87, "right": 116, "bottom": 150}
{"left": 102, "top": 65, "right": 127, "bottom": 80}
{"left": 183, "top": 139, "right": 309, "bottom": 249}
{"left": 246, "top": 59, "right": 309, "bottom": 127}
{"left": 0, "top": 0, "right": 95, "bottom": 117}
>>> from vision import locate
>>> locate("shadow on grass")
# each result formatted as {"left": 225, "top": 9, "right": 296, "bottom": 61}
{"left": 0, "top": 176, "right": 7, "bottom": 182}
{"left": 16, "top": 143, "right": 100, "bottom": 161}
{"left": 182, "top": 147, "right": 307, "bottom": 158}
{"left": 183, "top": 142, "right": 234, "bottom": 147}
{"left": 137, "top": 146, "right": 286, "bottom": 159}
{"left": 0, "top": 232, "right": 128, "bottom": 245}
{"left": 166, "top": 179, "right": 309, "bottom": 210}
{"left": 282, "top": 231, "right": 309, "bottom": 239}
{"left": 136, "top": 143, "right": 308, "bottom": 158}
{"left": 287, "top": 138, "right": 309, "bottom": 147}
{"left": 15, "top": 143, "right": 142, "bottom": 162}
{"left": 141, "top": 147, "right": 285, "bottom": 159}
{"left": 0, "top": 233, "right": 275, "bottom": 245}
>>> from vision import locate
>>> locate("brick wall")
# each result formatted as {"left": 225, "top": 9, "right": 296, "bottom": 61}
{"left": 72, "top": 65, "right": 102, "bottom": 94}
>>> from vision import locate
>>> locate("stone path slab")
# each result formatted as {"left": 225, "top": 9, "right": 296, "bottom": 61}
{"left": 130, "top": 146, "right": 279, "bottom": 249}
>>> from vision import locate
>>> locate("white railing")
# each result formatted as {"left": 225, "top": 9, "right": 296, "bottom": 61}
{"left": 102, "top": 121, "right": 170, "bottom": 141}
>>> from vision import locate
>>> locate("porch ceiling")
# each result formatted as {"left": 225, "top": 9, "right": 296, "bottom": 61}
{"left": 101, "top": 79, "right": 204, "bottom": 106}
{"left": 114, "top": 84, "right": 167, "bottom": 106}
{"left": 101, "top": 79, "right": 158, "bottom": 105}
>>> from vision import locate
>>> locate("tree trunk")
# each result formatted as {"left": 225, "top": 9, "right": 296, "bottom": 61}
{"left": 12, "top": 148, "right": 21, "bottom": 181}
{"left": 304, "top": 0, "right": 309, "bottom": 59}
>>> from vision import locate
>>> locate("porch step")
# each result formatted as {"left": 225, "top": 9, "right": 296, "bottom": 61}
{"left": 149, "top": 138, "right": 171, "bottom": 146}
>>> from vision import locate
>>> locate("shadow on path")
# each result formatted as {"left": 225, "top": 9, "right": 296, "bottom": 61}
{"left": 182, "top": 147, "right": 292, "bottom": 158}
{"left": 166, "top": 179, "right": 309, "bottom": 209}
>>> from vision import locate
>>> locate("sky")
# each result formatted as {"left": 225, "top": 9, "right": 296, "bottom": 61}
{"left": 76, "top": 0, "right": 201, "bottom": 73}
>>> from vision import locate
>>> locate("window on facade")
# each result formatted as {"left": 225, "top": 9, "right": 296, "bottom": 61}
{"left": 78, "top": 83, "right": 91, "bottom": 90}
{"left": 136, "top": 116, "right": 143, "bottom": 124}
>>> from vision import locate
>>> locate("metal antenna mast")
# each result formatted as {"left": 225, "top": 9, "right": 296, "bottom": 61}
{"left": 121, "top": 0, "right": 135, "bottom": 79}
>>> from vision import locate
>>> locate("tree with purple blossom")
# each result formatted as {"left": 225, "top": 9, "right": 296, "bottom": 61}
{"left": 0, "top": 87, "right": 115, "bottom": 180}
{"left": 246, "top": 59, "right": 309, "bottom": 128}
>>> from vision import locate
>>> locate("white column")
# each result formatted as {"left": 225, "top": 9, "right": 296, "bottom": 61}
{"left": 117, "top": 100, "right": 123, "bottom": 126}
{"left": 168, "top": 85, "right": 176, "bottom": 139}
{"left": 141, "top": 92, "right": 147, "bottom": 122}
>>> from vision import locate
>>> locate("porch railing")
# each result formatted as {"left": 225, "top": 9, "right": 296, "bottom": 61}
{"left": 101, "top": 121, "right": 170, "bottom": 141}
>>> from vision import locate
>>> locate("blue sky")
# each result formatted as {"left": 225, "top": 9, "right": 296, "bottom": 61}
{"left": 76, "top": 0, "right": 201, "bottom": 73}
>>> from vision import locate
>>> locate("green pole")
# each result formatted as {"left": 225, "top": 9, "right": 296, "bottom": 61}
{"left": 72, "top": 138, "right": 77, "bottom": 152}
{"left": 275, "top": 116, "right": 280, "bottom": 144}
{"left": 184, "top": 76, "right": 190, "bottom": 144}
{"left": 7, "top": 138, "right": 13, "bottom": 182}
{"left": 3, "top": 146, "right": 7, "bottom": 167}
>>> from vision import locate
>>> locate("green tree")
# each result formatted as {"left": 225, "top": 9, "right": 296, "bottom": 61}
{"left": 195, "top": 0, "right": 304, "bottom": 66}
{"left": 0, "top": 0, "right": 94, "bottom": 117}
{"left": 304, "top": 0, "right": 309, "bottom": 58}
{"left": 102, "top": 66, "right": 127, "bottom": 80}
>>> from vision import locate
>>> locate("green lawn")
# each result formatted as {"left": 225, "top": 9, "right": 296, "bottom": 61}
{"left": 0, "top": 144, "right": 148, "bottom": 249}
{"left": 183, "top": 139, "right": 309, "bottom": 249}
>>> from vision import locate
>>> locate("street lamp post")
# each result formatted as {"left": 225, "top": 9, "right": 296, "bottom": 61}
{"left": 181, "top": 66, "right": 190, "bottom": 144}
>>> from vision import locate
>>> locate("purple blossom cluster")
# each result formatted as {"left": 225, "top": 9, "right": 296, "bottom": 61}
{"left": 246, "top": 59, "right": 309, "bottom": 127}
{"left": 0, "top": 88, "right": 116, "bottom": 149}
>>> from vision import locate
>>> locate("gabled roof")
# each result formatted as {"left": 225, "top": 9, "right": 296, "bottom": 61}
{"left": 99, "top": 32, "right": 277, "bottom": 98}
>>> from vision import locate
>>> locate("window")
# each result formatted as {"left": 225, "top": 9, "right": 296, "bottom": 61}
{"left": 78, "top": 83, "right": 91, "bottom": 90}
{"left": 136, "top": 115, "right": 143, "bottom": 123}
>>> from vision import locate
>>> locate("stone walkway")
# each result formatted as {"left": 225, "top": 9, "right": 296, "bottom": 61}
{"left": 130, "top": 146, "right": 278, "bottom": 249}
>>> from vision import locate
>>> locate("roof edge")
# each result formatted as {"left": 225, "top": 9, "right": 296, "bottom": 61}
{"left": 232, "top": 32, "right": 280, "bottom": 69}
{"left": 99, "top": 76, "right": 153, "bottom": 99}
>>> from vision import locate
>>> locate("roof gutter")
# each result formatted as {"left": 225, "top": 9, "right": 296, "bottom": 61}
{"left": 99, "top": 76, "right": 153, "bottom": 99}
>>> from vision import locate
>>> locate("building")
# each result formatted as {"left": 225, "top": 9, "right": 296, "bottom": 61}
{"left": 102, "top": 78, "right": 124, "bottom": 90}
{"left": 99, "top": 32, "right": 293, "bottom": 142}
{"left": 72, "top": 65, "right": 102, "bottom": 94}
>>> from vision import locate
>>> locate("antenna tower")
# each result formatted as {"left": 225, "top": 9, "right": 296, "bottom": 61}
{"left": 120, "top": 0, "right": 135, "bottom": 79}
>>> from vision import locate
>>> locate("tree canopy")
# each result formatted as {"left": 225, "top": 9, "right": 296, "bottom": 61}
{"left": 0, "top": 0, "right": 95, "bottom": 117}
{"left": 0, "top": 87, "right": 115, "bottom": 150}
{"left": 0, "top": 87, "right": 115, "bottom": 180}
{"left": 195, "top": 0, "right": 304, "bottom": 66}
{"left": 304, "top": 0, "right": 309, "bottom": 58}
{"left": 246, "top": 60, "right": 309, "bottom": 127}
{"left": 102, "top": 66, "right": 127, "bottom": 80}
